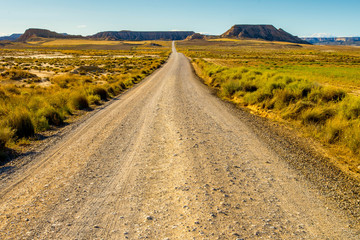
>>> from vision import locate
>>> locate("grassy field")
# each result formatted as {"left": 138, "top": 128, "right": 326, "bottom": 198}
{"left": 0, "top": 40, "right": 171, "bottom": 160}
{"left": 1, "top": 38, "right": 172, "bottom": 51}
{"left": 177, "top": 39, "right": 360, "bottom": 175}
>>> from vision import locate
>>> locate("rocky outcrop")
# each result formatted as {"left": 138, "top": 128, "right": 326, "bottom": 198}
{"left": 185, "top": 33, "right": 206, "bottom": 40}
{"left": 17, "top": 29, "right": 83, "bottom": 42}
{"left": 90, "top": 31, "right": 195, "bottom": 41}
{"left": 301, "top": 37, "right": 360, "bottom": 46}
{"left": 221, "top": 25, "right": 309, "bottom": 44}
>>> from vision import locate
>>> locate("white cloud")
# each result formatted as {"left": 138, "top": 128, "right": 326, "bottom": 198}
{"left": 77, "top": 25, "right": 87, "bottom": 29}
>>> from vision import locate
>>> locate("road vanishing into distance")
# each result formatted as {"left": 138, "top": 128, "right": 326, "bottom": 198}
{"left": 0, "top": 42, "right": 359, "bottom": 239}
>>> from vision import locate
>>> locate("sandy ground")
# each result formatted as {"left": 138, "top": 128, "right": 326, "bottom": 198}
{"left": 0, "top": 43, "right": 359, "bottom": 239}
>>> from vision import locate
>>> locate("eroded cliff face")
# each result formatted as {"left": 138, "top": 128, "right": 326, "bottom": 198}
{"left": 90, "top": 31, "right": 195, "bottom": 41}
{"left": 221, "top": 25, "right": 309, "bottom": 44}
{"left": 17, "top": 29, "right": 83, "bottom": 42}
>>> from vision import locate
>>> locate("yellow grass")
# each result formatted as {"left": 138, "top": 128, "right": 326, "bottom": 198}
{"left": 39, "top": 39, "right": 122, "bottom": 46}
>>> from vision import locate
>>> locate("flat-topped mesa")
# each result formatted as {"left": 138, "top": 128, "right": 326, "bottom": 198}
{"left": 221, "top": 25, "right": 309, "bottom": 44}
{"left": 90, "top": 31, "right": 195, "bottom": 41}
{"left": 17, "top": 28, "right": 83, "bottom": 42}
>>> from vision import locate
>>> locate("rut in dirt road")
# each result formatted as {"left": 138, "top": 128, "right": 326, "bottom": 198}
{"left": 0, "top": 42, "right": 359, "bottom": 239}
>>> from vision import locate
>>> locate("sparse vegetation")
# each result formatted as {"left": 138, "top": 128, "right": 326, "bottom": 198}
{"left": 0, "top": 43, "right": 170, "bottom": 154}
{"left": 177, "top": 39, "right": 360, "bottom": 170}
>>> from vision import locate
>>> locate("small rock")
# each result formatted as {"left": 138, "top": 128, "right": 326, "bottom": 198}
{"left": 94, "top": 225, "right": 100, "bottom": 229}
{"left": 146, "top": 216, "right": 153, "bottom": 220}
{"left": 194, "top": 221, "right": 200, "bottom": 224}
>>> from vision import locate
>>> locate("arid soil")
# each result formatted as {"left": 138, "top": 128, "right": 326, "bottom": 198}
{"left": 0, "top": 43, "right": 359, "bottom": 239}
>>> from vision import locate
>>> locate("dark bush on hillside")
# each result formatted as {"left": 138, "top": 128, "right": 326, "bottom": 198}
{"left": 106, "top": 86, "right": 117, "bottom": 97}
{"left": 70, "top": 94, "right": 89, "bottom": 110}
{"left": 242, "top": 82, "right": 258, "bottom": 92}
{"left": 92, "top": 87, "right": 108, "bottom": 100}
{"left": 7, "top": 110, "right": 35, "bottom": 138}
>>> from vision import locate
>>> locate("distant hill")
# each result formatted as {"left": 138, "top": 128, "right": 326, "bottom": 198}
{"left": 17, "top": 28, "right": 84, "bottom": 42}
{"left": 221, "top": 25, "right": 309, "bottom": 44}
{"left": 0, "top": 34, "right": 22, "bottom": 41}
{"left": 90, "top": 31, "right": 195, "bottom": 41}
{"left": 301, "top": 37, "right": 360, "bottom": 46}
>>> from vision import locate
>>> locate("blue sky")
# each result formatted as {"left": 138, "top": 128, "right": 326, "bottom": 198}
{"left": 0, "top": 0, "right": 359, "bottom": 37}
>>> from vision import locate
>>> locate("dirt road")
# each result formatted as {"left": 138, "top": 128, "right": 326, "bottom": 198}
{"left": 0, "top": 42, "right": 359, "bottom": 239}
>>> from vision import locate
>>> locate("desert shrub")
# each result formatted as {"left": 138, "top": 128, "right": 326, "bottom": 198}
{"left": 37, "top": 107, "right": 64, "bottom": 126}
{"left": 309, "top": 86, "right": 346, "bottom": 103}
{"left": 7, "top": 109, "right": 35, "bottom": 138}
{"left": 52, "top": 74, "right": 86, "bottom": 88}
{"left": 343, "top": 121, "right": 360, "bottom": 153}
{"left": 242, "top": 82, "right": 258, "bottom": 92}
{"left": 324, "top": 117, "right": 348, "bottom": 143}
{"left": 106, "top": 86, "right": 116, "bottom": 97}
{"left": 282, "top": 101, "right": 314, "bottom": 120}
{"left": 118, "top": 81, "right": 126, "bottom": 90}
{"left": 70, "top": 93, "right": 89, "bottom": 110}
{"left": 0, "top": 89, "right": 9, "bottom": 100}
{"left": 340, "top": 96, "right": 360, "bottom": 120}
{"left": 272, "top": 89, "right": 299, "bottom": 108}
{"left": 123, "top": 79, "right": 134, "bottom": 88}
{"left": 28, "top": 96, "right": 47, "bottom": 112}
{"left": 0, "top": 69, "right": 38, "bottom": 80}
{"left": 4, "top": 85, "right": 21, "bottom": 95}
{"left": 302, "top": 107, "right": 336, "bottom": 125}
{"left": 243, "top": 90, "right": 272, "bottom": 105}
{"left": 222, "top": 80, "right": 242, "bottom": 97}
{"left": 33, "top": 115, "right": 50, "bottom": 132}
{"left": 268, "top": 82, "right": 286, "bottom": 92}
{"left": 92, "top": 87, "right": 108, "bottom": 100}
{"left": 88, "top": 94, "right": 101, "bottom": 105}
{"left": 321, "top": 88, "right": 346, "bottom": 103}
